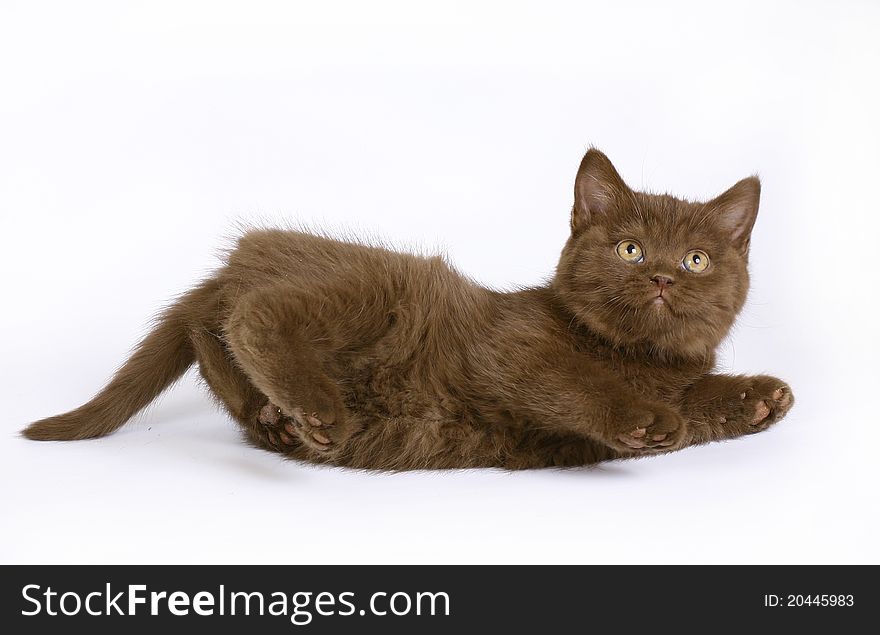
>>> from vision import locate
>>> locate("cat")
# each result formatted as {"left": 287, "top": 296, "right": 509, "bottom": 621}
{"left": 22, "top": 149, "right": 793, "bottom": 470}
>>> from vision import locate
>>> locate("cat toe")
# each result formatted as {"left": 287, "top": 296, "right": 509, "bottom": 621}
{"left": 773, "top": 386, "right": 793, "bottom": 410}
{"left": 617, "top": 432, "right": 647, "bottom": 449}
{"left": 258, "top": 402, "right": 283, "bottom": 426}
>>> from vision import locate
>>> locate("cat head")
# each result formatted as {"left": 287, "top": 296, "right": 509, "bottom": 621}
{"left": 554, "top": 149, "right": 760, "bottom": 359}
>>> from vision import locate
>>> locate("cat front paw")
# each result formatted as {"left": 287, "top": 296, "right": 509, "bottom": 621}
{"left": 727, "top": 377, "right": 794, "bottom": 433}
{"left": 606, "top": 401, "right": 686, "bottom": 454}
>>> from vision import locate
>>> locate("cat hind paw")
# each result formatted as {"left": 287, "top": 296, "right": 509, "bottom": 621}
{"left": 257, "top": 401, "right": 353, "bottom": 455}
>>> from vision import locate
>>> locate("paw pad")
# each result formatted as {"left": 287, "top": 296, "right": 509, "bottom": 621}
{"left": 616, "top": 422, "right": 678, "bottom": 451}
{"left": 751, "top": 400, "right": 771, "bottom": 425}
{"left": 291, "top": 407, "right": 334, "bottom": 451}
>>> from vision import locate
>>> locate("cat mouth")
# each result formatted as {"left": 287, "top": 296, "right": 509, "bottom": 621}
{"left": 649, "top": 293, "right": 676, "bottom": 315}
{"left": 650, "top": 297, "right": 671, "bottom": 314}
{"left": 650, "top": 292, "right": 669, "bottom": 307}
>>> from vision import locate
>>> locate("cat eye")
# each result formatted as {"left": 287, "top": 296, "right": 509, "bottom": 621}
{"left": 682, "top": 249, "right": 710, "bottom": 273}
{"left": 616, "top": 240, "right": 644, "bottom": 264}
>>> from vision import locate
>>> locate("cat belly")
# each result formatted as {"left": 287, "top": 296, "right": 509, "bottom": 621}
{"left": 293, "top": 334, "right": 615, "bottom": 469}
{"left": 334, "top": 365, "right": 608, "bottom": 469}
{"left": 221, "top": 352, "right": 614, "bottom": 471}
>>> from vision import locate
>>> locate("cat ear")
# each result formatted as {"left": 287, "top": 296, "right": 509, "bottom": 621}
{"left": 571, "top": 149, "right": 629, "bottom": 234}
{"left": 709, "top": 176, "right": 761, "bottom": 255}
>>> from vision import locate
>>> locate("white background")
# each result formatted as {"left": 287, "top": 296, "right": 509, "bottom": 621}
{"left": 1, "top": 0, "right": 878, "bottom": 564}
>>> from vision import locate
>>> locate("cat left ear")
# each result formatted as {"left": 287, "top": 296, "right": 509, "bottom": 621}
{"left": 710, "top": 176, "right": 761, "bottom": 255}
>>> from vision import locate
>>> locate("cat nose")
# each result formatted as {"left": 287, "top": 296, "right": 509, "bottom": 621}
{"left": 650, "top": 275, "right": 674, "bottom": 289}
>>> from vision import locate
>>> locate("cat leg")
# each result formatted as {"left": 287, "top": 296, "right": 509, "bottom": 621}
{"left": 496, "top": 357, "right": 689, "bottom": 456}
{"left": 677, "top": 374, "right": 794, "bottom": 446}
{"left": 223, "top": 283, "right": 380, "bottom": 457}
{"left": 190, "top": 328, "right": 262, "bottom": 422}
{"left": 190, "top": 328, "right": 301, "bottom": 455}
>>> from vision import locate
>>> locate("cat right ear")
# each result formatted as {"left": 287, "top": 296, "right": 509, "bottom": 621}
{"left": 571, "top": 149, "right": 629, "bottom": 234}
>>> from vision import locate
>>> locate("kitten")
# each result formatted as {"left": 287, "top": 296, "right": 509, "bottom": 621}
{"left": 23, "top": 149, "right": 793, "bottom": 470}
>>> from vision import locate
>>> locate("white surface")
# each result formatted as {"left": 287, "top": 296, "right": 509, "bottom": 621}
{"left": 1, "top": 0, "right": 878, "bottom": 564}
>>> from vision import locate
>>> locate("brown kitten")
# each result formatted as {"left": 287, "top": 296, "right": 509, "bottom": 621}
{"left": 22, "top": 149, "right": 793, "bottom": 470}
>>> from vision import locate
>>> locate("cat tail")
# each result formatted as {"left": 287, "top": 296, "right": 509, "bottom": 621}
{"left": 21, "top": 281, "right": 216, "bottom": 441}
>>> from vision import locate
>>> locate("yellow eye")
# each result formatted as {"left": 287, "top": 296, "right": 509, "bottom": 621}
{"left": 616, "top": 240, "right": 644, "bottom": 263}
{"left": 682, "top": 250, "right": 710, "bottom": 273}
